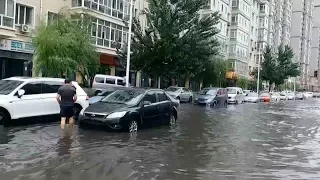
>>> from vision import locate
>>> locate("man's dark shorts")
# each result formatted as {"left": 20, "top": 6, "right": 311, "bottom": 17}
{"left": 60, "top": 105, "right": 74, "bottom": 118}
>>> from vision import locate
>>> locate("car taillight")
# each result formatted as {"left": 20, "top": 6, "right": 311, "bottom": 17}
{"left": 86, "top": 96, "right": 89, "bottom": 100}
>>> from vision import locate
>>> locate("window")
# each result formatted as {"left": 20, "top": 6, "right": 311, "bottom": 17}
{"left": 42, "top": 81, "right": 63, "bottom": 94}
{"left": 157, "top": 91, "right": 168, "bottom": 102}
{"left": 47, "top": 12, "right": 58, "bottom": 25}
{"left": 143, "top": 91, "right": 157, "bottom": 104}
{"left": 117, "top": 79, "right": 125, "bottom": 86}
{"left": 22, "top": 82, "right": 42, "bottom": 95}
{"left": 105, "top": 78, "right": 115, "bottom": 84}
{"left": 95, "top": 77, "right": 105, "bottom": 83}
{"left": 91, "top": 18, "right": 128, "bottom": 49}
{"left": 15, "top": 4, "right": 34, "bottom": 26}
{"left": 0, "top": 0, "right": 14, "bottom": 28}
{"left": 80, "top": 0, "right": 130, "bottom": 20}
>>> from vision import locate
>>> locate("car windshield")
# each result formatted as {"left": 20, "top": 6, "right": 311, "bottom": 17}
{"left": 227, "top": 88, "right": 236, "bottom": 94}
{"left": 247, "top": 93, "right": 258, "bottom": 97}
{"left": 0, "top": 80, "right": 23, "bottom": 95}
{"left": 100, "top": 90, "right": 115, "bottom": 96}
{"left": 260, "top": 93, "right": 269, "bottom": 97}
{"left": 166, "top": 87, "right": 180, "bottom": 92}
{"left": 198, "top": 89, "right": 217, "bottom": 95}
{"left": 101, "top": 89, "right": 144, "bottom": 105}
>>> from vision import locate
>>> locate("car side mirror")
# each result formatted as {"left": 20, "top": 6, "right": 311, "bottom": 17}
{"left": 142, "top": 101, "right": 151, "bottom": 106}
{"left": 17, "top": 89, "right": 25, "bottom": 98}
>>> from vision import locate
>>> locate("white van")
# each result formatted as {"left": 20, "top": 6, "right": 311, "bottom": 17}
{"left": 227, "top": 87, "right": 245, "bottom": 104}
{"left": 92, "top": 74, "right": 128, "bottom": 95}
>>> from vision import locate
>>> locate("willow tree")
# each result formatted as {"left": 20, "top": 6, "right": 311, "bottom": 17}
{"left": 32, "top": 11, "right": 99, "bottom": 85}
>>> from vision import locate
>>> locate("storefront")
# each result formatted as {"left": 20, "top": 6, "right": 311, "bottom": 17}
{"left": 0, "top": 39, "right": 34, "bottom": 79}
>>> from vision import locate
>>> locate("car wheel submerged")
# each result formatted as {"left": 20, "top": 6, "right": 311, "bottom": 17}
{"left": 0, "top": 111, "right": 10, "bottom": 127}
{"left": 128, "top": 120, "right": 138, "bottom": 133}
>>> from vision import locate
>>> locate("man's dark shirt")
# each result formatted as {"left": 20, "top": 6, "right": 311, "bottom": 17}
{"left": 58, "top": 85, "right": 76, "bottom": 106}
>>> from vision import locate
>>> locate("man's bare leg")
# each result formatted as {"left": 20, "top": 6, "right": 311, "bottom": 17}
{"left": 61, "top": 117, "right": 66, "bottom": 129}
{"left": 68, "top": 116, "right": 74, "bottom": 128}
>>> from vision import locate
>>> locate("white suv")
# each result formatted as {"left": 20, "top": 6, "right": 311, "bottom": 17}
{"left": 0, "top": 77, "right": 89, "bottom": 126}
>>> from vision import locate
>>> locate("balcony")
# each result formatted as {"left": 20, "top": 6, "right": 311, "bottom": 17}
{"left": 71, "top": 0, "right": 131, "bottom": 23}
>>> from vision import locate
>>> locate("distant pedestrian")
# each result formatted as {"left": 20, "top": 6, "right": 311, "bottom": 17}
{"left": 56, "top": 78, "right": 77, "bottom": 129}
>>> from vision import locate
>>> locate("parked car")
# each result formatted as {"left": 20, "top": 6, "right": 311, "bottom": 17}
{"left": 295, "top": 92, "right": 304, "bottom": 100}
{"left": 92, "top": 74, "right": 129, "bottom": 95}
{"left": 270, "top": 92, "right": 281, "bottom": 102}
{"left": 259, "top": 93, "right": 271, "bottom": 102}
{"left": 287, "top": 92, "right": 295, "bottom": 100}
{"left": 280, "top": 93, "right": 288, "bottom": 100}
{"left": 194, "top": 87, "right": 228, "bottom": 107}
{"left": 303, "top": 92, "right": 313, "bottom": 98}
{"left": 227, "top": 87, "right": 245, "bottom": 104}
{"left": 313, "top": 92, "right": 320, "bottom": 98}
{"left": 244, "top": 92, "right": 259, "bottom": 103}
{"left": 0, "top": 77, "right": 89, "bottom": 126}
{"left": 79, "top": 88, "right": 179, "bottom": 132}
{"left": 243, "top": 90, "right": 253, "bottom": 96}
{"left": 165, "top": 86, "right": 193, "bottom": 102}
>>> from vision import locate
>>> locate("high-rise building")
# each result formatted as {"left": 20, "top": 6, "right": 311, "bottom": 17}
{"left": 291, "top": 0, "right": 315, "bottom": 88}
{"left": 270, "top": 0, "right": 292, "bottom": 48}
{"left": 202, "top": 0, "right": 231, "bottom": 58}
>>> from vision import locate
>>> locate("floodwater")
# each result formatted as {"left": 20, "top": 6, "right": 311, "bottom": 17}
{"left": 1, "top": 99, "right": 320, "bottom": 179}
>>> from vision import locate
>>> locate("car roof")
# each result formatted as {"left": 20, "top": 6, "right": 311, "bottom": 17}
{"left": 202, "top": 87, "right": 222, "bottom": 90}
{"left": 94, "top": 74, "right": 124, "bottom": 79}
{"left": 5, "top": 77, "right": 66, "bottom": 82}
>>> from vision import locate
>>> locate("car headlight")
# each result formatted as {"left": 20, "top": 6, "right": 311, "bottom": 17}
{"left": 106, "top": 111, "right": 127, "bottom": 119}
{"left": 195, "top": 97, "right": 198, "bottom": 100}
{"left": 80, "top": 108, "right": 86, "bottom": 115}
{"left": 205, "top": 99, "right": 213, "bottom": 102}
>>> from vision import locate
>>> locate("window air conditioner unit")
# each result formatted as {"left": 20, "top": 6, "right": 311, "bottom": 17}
{"left": 21, "top": 24, "right": 30, "bottom": 33}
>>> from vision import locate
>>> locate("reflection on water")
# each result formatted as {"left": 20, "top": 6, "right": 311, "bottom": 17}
{"left": 1, "top": 99, "right": 320, "bottom": 179}
{"left": 57, "top": 130, "right": 73, "bottom": 157}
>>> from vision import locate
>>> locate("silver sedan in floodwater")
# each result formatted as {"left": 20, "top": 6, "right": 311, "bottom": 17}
{"left": 244, "top": 92, "right": 259, "bottom": 103}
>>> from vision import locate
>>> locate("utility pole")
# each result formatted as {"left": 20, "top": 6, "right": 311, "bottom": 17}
{"left": 257, "top": 46, "right": 261, "bottom": 94}
{"left": 125, "top": 0, "right": 134, "bottom": 87}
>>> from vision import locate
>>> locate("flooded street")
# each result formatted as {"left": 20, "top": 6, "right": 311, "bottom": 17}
{"left": 1, "top": 99, "right": 320, "bottom": 179}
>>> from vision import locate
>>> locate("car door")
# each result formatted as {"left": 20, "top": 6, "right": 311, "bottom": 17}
{"left": 41, "top": 81, "right": 63, "bottom": 116}
{"left": 12, "top": 81, "right": 44, "bottom": 119}
{"left": 141, "top": 91, "right": 160, "bottom": 127}
{"left": 156, "top": 91, "right": 171, "bottom": 124}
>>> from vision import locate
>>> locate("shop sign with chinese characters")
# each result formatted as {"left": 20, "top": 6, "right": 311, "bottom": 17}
{"left": 0, "top": 39, "right": 34, "bottom": 53}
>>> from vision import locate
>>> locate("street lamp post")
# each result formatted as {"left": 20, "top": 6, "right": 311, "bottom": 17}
{"left": 257, "top": 46, "right": 261, "bottom": 94}
{"left": 125, "top": 0, "right": 134, "bottom": 87}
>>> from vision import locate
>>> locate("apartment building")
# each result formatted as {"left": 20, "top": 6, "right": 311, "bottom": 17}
{"left": 0, "top": 0, "right": 146, "bottom": 85}
{"left": 291, "top": 0, "right": 314, "bottom": 89}
{"left": 202, "top": 0, "right": 231, "bottom": 58}
{"left": 270, "top": 0, "right": 292, "bottom": 48}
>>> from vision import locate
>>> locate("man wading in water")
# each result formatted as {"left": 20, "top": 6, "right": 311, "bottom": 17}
{"left": 56, "top": 78, "right": 77, "bottom": 129}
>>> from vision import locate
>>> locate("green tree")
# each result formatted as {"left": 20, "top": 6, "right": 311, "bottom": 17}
{"left": 236, "top": 77, "right": 250, "bottom": 89}
{"left": 117, "top": 0, "right": 220, "bottom": 80}
{"left": 259, "top": 45, "right": 300, "bottom": 90}
{"left": 275, "top": 45, "right": 300, "bottom": 86}
{"left": 32, "top": 11, "right": 99, "bottom": 85}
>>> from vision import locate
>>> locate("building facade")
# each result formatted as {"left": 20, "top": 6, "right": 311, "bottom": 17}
{"left": 291, "top": 0, "right": 315, "bottom": 89}
{"left": 0, "top": 0, "right": 147, "bottom": 85}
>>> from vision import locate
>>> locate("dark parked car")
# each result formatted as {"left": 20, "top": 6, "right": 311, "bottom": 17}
{"left": 79, "top": 88, "right": 179, "bottom": 132}
{"left": 194, "top": 87, "right": 228, "bottom": 107}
